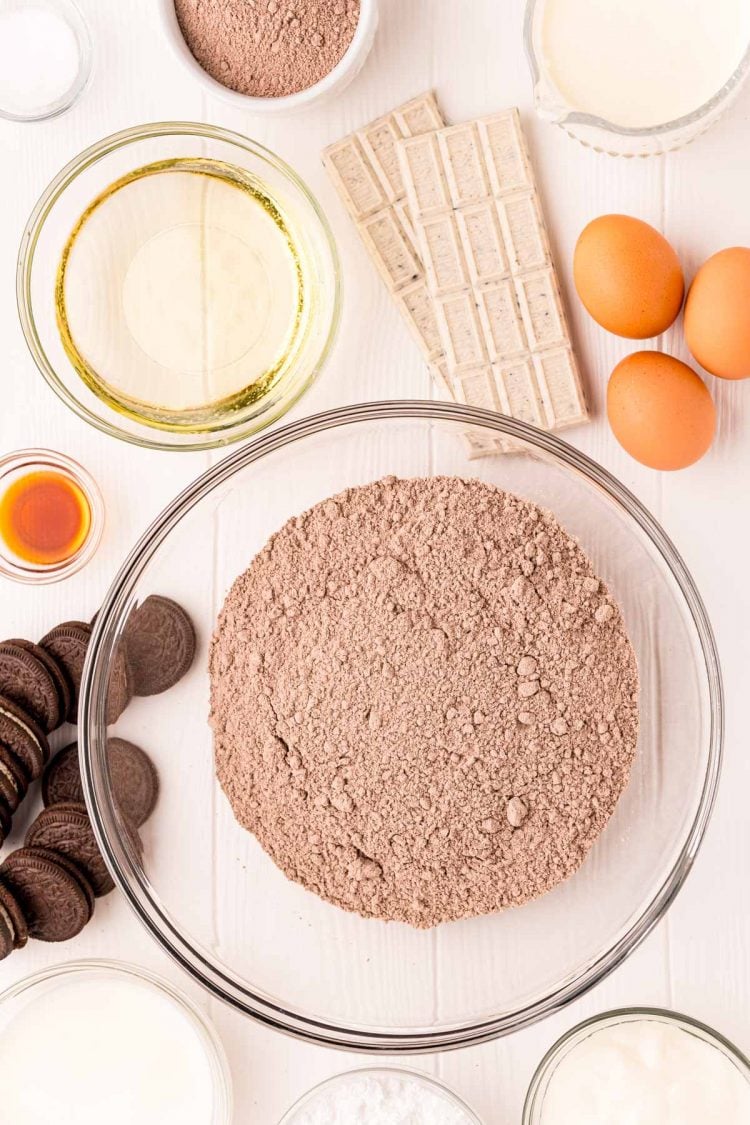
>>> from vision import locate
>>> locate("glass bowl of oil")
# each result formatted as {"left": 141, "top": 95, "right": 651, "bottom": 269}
{"left": 0, "top": 448, "right": 104, "bottom": 583}
{"left": 18, "top": 123, "right": 341, "bottom": 451}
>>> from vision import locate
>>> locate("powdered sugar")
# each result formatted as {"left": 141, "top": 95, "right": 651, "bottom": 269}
{"left": 0, "top": 5, "right": 81, "bottom": 118}
{"left": 210, "top": 476, "right": 639, "bottom": 928}
{"left": 285, "top": 1071, "right": 475, "bottom": 1125}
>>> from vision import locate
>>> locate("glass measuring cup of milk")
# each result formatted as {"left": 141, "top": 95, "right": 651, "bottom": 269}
{"left": 524, "top": 0, "right": 750, "bottom": 155}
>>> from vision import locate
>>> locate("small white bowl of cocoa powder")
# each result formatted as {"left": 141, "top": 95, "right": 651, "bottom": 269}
{"left": 160, "top": 0, "right": 378, "bottom": 114}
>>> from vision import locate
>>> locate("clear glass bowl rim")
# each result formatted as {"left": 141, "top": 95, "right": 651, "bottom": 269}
{"left": 16, "top": 120, "right": 342, "bottom": 452}
{"left": 278, "top": 1066, "right": 483, "bottom": 1124}
{"left": 523, "top": 0, "right": 750, "bottom": 138}
{"left": 522, "top": 1006, "right": 750, "bottom": 1121}
{"left": 0, "top": 957, "right": 233, "bottom": 1122}
{"left": 80, "top": 401, "right": 724, "bottom": 1052}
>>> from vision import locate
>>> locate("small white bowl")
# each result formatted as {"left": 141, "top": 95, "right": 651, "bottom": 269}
{"left": 159, "top": 0, "right": 378, "bottom": 115}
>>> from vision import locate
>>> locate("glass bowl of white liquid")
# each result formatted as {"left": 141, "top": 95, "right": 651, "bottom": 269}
{"left": 0, "top": 960, "right": 232, "bottom": 1124}
{"left": 524, "top": 0, "right": 750, "bottom": 155}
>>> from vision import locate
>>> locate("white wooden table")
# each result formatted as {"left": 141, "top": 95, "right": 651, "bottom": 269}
{"left": 2, "top": 1, "right": 749, "bottom": 1120}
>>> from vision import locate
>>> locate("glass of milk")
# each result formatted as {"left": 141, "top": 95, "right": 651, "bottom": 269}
{"left": 0, "top": 960, "right": 233, "bottom": 1125}
{"left": 524, "top": 1008, "right": 750, "bottom": 1125}
{"left": 524, "top": 0, "right": 750, "bottom": 155}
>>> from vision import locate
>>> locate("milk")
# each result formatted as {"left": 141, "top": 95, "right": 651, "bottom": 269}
{"left": 0, "top": 974, "right": 218, "bottom": 1124}
{"left": 541, "top": 0, "right": 750, "bottom": 128}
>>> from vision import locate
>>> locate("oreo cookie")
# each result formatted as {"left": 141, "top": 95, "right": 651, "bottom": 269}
{"left": 6, "top": 639, "right": 72, "bottom": 731}
{"left": 106, "top": 640, "right": 133, "bottom": 725}
{"left": 0, "top": 743, "right": 27, "bottom": 813}
{"left": 108, "top": 738, "right": 159, "bottom": 826}
{"left": 0, "top": 897, "right": 14, "bottom": 960}
{"left": 0, "top": 695, "right": 49, "bottom": 780}
{"left": 41, "top": 742, "right": 81, "bottom": 808}
{"left": 42, "top": 738, "right": 158, "bottom": 828}
{"left": 25, "top": 802, "right": 114, "bottom": 897}
{"left": 40, "top": 621, "right": 92, "bottom": 724}
{"left": 0, "top": 846, "right": 94, "bottom": 941}
{"left": 0, "top": 767, "right": 19, "bottom": 816}
{"left": 0, "top": 641, "right": 62, "bottom": 733}
{"left": 124, "top": 595, "right": 196, "bottom": 696}
{"left": 0, "top": 798, "right": 11, "bottom": 847}
{"left": 0, "top": 881, "right": 27, "bottom": 953}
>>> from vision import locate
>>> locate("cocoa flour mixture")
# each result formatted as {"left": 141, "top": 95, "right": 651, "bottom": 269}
{"left": 174, "top": 0, "right": 360, "bottom": 98}
{"left": 210, "top": 477, "right": 639, "bottom": 928}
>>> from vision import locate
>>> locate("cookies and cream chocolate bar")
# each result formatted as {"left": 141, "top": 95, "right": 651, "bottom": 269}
{"left": 324, "top": 96, "right": 587, "bottom": 448}
{"left": 323, "top": 91, "right": 447, "bottom": 365}
{"left": 323, "top": 92, "right": 507, "bottom": 456}
{"left": 397, "top": 109, "right": 588, "bottom": 432}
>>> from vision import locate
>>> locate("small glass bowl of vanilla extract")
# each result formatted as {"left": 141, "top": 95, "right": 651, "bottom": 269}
{"left": 0, "top": 449, "right": 103, "bottom": 583}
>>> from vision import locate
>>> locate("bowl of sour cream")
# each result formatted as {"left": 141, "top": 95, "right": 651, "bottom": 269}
{"left": 524, "top": 0, "right": 750, "bottom": 155}
{"left": 524, "top": 1008, "right": 750, "bottom": 1124}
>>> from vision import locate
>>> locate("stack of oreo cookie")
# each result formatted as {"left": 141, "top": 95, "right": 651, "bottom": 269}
{"left": 0, "top": 738, "right": 159, "bottom": 953}
{"left": 0, "top": 596, "right": 195, "bottom": 959}
{"left": 0, "top": 635, "right": 74, "bottom": 842}
{"left": 0, "top": 620, "right": 117, "bottom": 844}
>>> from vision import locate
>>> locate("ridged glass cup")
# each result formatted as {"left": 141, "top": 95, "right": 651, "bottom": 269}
{"left": 80, "top": 403, "right": 722, "bottom": 1051}
{"left": 17, "top": 122, "right": 341, "bottom": 450}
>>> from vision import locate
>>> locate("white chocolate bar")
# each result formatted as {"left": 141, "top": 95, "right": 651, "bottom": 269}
{"left": 398, "top": 110, "right": 588, "bottom": 433}
{"left": 323, "top": 92, "right": 447, "bottom": 366}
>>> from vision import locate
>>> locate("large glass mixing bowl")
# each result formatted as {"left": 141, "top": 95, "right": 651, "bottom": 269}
{"left": 79, "top": 403, "right": 722, "bottom": 1051}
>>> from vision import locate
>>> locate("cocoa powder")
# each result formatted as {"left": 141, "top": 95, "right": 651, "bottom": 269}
{"left": 174, "top": 0, "right": 361, "bottom": 98}
{"left": 210, "top": 477, "right": 639, "bottom": 928}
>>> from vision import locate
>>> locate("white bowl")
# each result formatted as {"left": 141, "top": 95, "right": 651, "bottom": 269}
{"left": 158, "top": 0, "right": 378, "bottom": 115}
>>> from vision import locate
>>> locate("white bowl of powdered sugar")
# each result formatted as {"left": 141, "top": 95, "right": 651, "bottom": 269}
{"left": 279, "top": 1068, "right": 482, "bottom": 1125}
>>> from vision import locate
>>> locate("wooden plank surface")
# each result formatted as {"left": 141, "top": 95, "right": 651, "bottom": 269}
{"left": 1, "top": 1, "right": 749, "bottom": 1121}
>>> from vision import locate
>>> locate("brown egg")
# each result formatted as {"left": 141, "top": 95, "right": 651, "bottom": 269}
{"left": 574, "top": 215, "right": 684, "bottom": 339}
{"left": 607, "top": 352, "right": 715, "bottom": 470}
{"left": 684, "top": 247, "right": 750, "bottom": 379}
